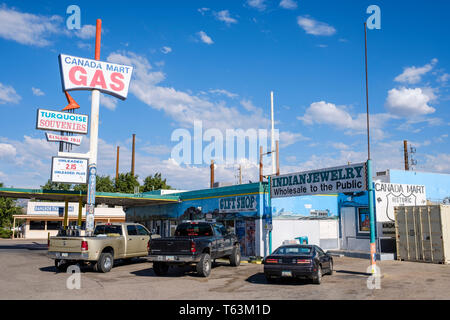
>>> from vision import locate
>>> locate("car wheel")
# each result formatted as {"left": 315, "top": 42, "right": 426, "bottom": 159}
{"left": 313, "top": 265, "right": 322, "bottom": 284}
{"left": 327, "top": 261, "right": 334, "bottom": 275}
{"left": 153, "top": 262, "right": 169, "bottom": 276}
{"left": 54, "top": 259, "right": 68, "bottom": 272}
{"left": 196, "top": 253, "right": 212, "bottom": 277}
{"left": 265, "top": 274, "right": 276, "bottom": 284}
{"left": 97, "top": 252, "right": 114, "bottom": 273}
{"left": 229, "top": 245, "right": 241, "bottom": 267}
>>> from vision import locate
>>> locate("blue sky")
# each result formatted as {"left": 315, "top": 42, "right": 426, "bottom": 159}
{"left": 0, "top": 0, "right": 449, "bottom": 190}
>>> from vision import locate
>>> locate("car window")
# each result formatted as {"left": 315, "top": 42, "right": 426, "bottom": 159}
{"left": 213, "top": 225, "right": 223, "bottom": 236}
{"left": 273, "top": 246, "right": 312, "bottom": 255}
{"left": 136, "top": 225, "right": 149, "bottom": 236}
{"left": 315, "top": 246, "right": 325, "bottom": 256}
{"left": 94, "top": 225, "right": 122, "bottom": 235}
{"left": 127, "top": 225, "right": 138, "bottom": 236}
{"left": 175, "top": 223, "right": 213, "bottom": 236}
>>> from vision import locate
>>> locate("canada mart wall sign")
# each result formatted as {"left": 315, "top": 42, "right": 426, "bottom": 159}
{"left": 271, "top": 163, "right": 367, "bottom": 198}
{"left": 59, "top": 54, "right": 133, "bottom": 100}
{"left": 37, "top": 109, "right": 89, "bottom": 134}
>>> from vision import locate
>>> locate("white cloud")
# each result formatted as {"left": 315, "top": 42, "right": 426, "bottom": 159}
{"left": 423, "top": 154, "right": 450, "bottom": 173}
{"left": 298, "top": 101, "right": 394, "bottom": 139}
{"left": 279, "top": 0, "right": 298, "bottom": 9}
{"left": 394, "top": 59, "right": 438, "bottom": 84}
{"left": 0, "top": 83, "right": 21, "bottom": 104}
{"left": 100, "top": 94, "right": 119, "bottom": 111}
{"left": 198, "top": 8, "right": 210, "bottom": 15}
{"left": 197, "top": 31, "right": 214, "bottom": 45}
{"left": 297, "top": 16, "right": 336, "bottom": 36}
{"left": 32, "top": 87, "right": 45, "bottom": 96}
{"left": 214, "top": 10, "right": 238, "bottom": 25}
{"left": 0, "top": 6, "right": 62, "bottom": 46}
{"left": 332, "top": 142, "right": 350, "bottom": 150}
{"left": 161, "top": 46, "right": 172, "bottom": 54}
{"left": 247, "top": 0, "right": 267, "bottom": 11}
{"left": 385, "top": 87, "right": 435, "bottom": 117}
{"left": 0, "top": 143, "right": 16, "bottom": 158}
{"left": 140, "top": 144, "right": 172, "bottom": 156}
{"left": 210, "top": 89, "right": 238, "bottom": 99}
{"left": 74, "top": 24, "right": 96, "bottom": 40}
{"left": 279, "top": 131, "right": 309, "bottom": 148}
{"left": 106, "top": 51, "right": 269, "bottom": 131}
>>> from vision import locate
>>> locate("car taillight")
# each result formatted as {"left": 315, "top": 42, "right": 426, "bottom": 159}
{"left": 296, "top": 259, "right": 311, "bottom": 264}
{"left": 81, "top": 241, "right": 88, "bottom": 251}
{"left": 265, "top": 258, "right": 278, "bottom": 264}
{"left": 147, "top": 241, "right": 150, "bottom": 252}
{"left": 190, "top": 240, "right": 196, "bottom": 253}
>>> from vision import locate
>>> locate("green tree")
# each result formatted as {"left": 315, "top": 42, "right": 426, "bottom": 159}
{"left": 0, "top": 182, "right": 23, "bottom": 229}
{"left": 140, "top": 173, "right": 172, "bottom": 192}
{"left": 114, "top": 172, "right": 140, "bottom": 194}
{"left": 73, "top": 175, "right": 115, "bottom": 193}
{"left": 41, "top": 179, "right": 72, "bottom": 191}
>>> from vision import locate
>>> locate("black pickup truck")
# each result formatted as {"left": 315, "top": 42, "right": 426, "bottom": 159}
{"left": 148, "top": 221, "right": 241, "bottom": 277}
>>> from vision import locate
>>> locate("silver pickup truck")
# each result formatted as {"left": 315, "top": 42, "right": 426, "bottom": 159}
{"left": 48, "top": 222, "right": 156, "bottom": 273}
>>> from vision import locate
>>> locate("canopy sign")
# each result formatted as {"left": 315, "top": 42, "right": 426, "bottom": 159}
{"left": 219, "top": 195, "right": 257, "bottom": 213}
{"left": 271, "top": 162, "right": 367, "bottom": 198}
{"left": 59, "top": 54, "right": 133, "bottom": 100}
{"left": 51, "top": 157, "right": 88, "bottom": 184}
{"left": 37, "top": 109, "right": 88, "bottom": 134}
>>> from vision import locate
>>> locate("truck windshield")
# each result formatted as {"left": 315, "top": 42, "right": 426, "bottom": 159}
{"left": 175, "top": 224, "right": 212, "bottom": 237}
{"left": 94, "top": 225, "right": 122, "bottom": 236}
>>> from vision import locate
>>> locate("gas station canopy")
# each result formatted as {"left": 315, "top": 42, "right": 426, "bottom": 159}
{"left": 0, "top": 187, "right": 180, "bottom": 208}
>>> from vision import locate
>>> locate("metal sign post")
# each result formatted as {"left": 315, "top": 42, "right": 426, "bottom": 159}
{"left": 85, "top": 19, "right": 102, "bottom": 236}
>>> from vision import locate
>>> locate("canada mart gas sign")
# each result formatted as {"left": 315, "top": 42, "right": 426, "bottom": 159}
{"left": 59, "top": 54, "right": 133, "bottom": 100}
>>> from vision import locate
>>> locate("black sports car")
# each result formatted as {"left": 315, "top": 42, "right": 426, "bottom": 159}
{"left": 263, "top": 244, "right": 333, "bottom": 284}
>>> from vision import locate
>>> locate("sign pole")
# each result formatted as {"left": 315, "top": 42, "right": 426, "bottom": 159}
{"left": 364, "top": 22, "right": 377, "bottom": 274}
{"left": 268, "top": 176, "right": 272, "bottom": 255}
{"left": 85, "top": 19, "right": 102, "bottom": 236}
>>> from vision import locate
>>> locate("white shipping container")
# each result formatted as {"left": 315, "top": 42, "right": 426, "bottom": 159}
{"left": 395, "top": 205, "right": 450, "bottom": 264}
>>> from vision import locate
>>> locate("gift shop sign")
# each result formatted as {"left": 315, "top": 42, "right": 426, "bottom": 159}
{"left": 59, "top": 54, "right": 133, "bottom": 100}
{"left": 219, "top": 195, "right": 257, "bottom": 213}
{"left": 37, "top": 109, "right": 89, "bottom": 134}
{"left": 51, "top": 157, "right": 88, "bottom": 184}
{"left": 271, "top": 163, "right": 367, "bottom": 198}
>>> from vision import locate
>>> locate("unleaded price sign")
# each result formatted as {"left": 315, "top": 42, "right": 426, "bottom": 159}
{"left": 51, "top": 157, "right": 88, "bottom": 184}
{"left": 59, "top": 54, "right": 133, "bottom": 100}
{"left": 271, "top": 163, "right": 367, "bottom": 198}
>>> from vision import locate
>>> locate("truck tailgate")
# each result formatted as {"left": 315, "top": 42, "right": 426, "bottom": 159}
{"left": 151, "top": 237, "right": 192, "bottom": 254}
{"left": 49, "top": 237, "right": 83, "bottom": 253}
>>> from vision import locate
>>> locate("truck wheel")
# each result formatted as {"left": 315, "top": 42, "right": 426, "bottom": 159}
{"left": 326, "top": 261, "right": 334, "bottom": 275}
{"left": 54, "top": 259, "right": 68, "bottom": 272}
{"left": 153, "top": 262, "right": 169, "bottom": 276}
{"left": 97, "top": 252, "right": 114, "bottom": 273}
{"left": 229, "top": 245, "right": 241, "bottom": 267}
{"left": 196, "top": 253, "right": 211, "bottom": 277}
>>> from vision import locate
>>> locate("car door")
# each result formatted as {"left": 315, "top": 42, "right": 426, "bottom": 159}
{"left": 220, "top": 224, "right": 234, "bottom": 255}
{"left": 135, "top": 225, "right": 151, "bottom": 255}
{"left": 315, "top": 246, "right": 330, "bottom": 270}
{"left": 125, "top": 225, "right": 140, "bottom": 257}
{"left": 213, "top": 224, "right": 225, "bottom": 258}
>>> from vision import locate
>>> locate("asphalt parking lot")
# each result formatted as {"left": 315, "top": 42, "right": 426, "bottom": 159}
{"left": 2, "top": 239, "right": 450, "bottom": 300}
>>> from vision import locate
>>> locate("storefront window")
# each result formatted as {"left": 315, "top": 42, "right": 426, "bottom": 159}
{"left": 47, "top": 221, "right": 62, "bottom": 230}
{"left": 358, "top": 207, "right": 370, "bottom": 233}
{"left": 30, "top": 221, "right": 45, "bottom": 230}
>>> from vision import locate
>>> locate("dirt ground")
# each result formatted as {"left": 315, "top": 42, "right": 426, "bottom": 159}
{"left": 1, "top": 239, "right": 450, "bottom": 300}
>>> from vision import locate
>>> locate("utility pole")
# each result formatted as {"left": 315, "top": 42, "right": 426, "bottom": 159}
{"left": 116, "top": 146, "right": 120, "bottom": 181}
{"left": 276, "top": 140, "right": 280, "bottom": 176}
{"left": 364, "top": 22, "right": 376, "bottom": 275}
{"left": 131, "top": 134, "right": 136, "bottom": 177}
{"left": 270, "top": 91, "right": 276, "bottom": 175}
{"left": 403, "top": 140, "right": 409, "bottom": 171}
{"left": 239, "top": 164, "right": 242, "bottom": 184}
{"left": 259, "top": 146, "right": 263, "bottom": 182}
{"left": 210, "top": 160, "right": 215, "bottom": 188}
